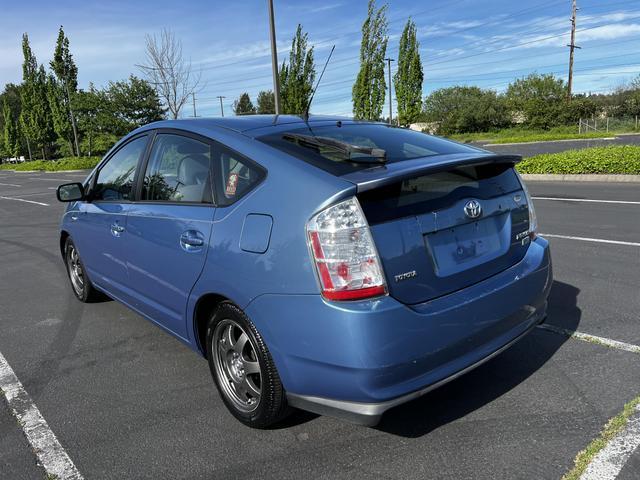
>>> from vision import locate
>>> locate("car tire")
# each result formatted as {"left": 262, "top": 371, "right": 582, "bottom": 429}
{"left": 206, "top": 302, "right": 289, "bottom": 428}
{"left": 64, "top": 237, "right": 99, "bottom": 303}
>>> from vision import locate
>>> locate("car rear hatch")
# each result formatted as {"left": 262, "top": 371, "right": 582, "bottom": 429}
{"left": 342, "top": 154, "right": 532, "bottom": 305}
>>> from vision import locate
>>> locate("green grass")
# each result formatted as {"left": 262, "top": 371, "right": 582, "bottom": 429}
{"left": 516, "top": 145, "right": 640, "bottom": 174}
{"left": 563, "top": 396, "right": 640, "bottom": 480}
{"left": 0, "top": 156, "right": 100, "bottom": 172}
{"left": 448, "top": 126, "right": 632, "bottom": 144}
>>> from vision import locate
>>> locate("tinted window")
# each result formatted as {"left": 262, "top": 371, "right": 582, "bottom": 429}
{"left": 258, "top": 123, "right": 484, "bottom": 175}
{"left": 358, "top": 164, "right": 521, "bottom": 224}
{"left": 93, "top": 136, "right": 147, "bottom": 201}
{"left": 213, "top": 144, "right": 264, "bottom": 206}
{"left": 142, "top": 134, "right": 212, "bottom": 203}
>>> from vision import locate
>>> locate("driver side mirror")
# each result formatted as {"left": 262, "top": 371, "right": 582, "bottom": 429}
{"left": 56, "top": 182, "right": 85, "bottom": 202}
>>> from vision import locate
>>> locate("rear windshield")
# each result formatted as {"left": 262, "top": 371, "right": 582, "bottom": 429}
{"left": 257, "top": 123, "right": 484, "bottom": 175}
{"left": 358, "top": 164, "right": 522, "bottom": 224}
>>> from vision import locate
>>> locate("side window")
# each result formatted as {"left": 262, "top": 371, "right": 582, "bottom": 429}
{"left": 93, "top": 136, "right": 147, "bottom": 201}
{"left": 214, "top": 144, "right": 265, "bottom": 206}
{"left": 142, "top": 134, "right": 212, "bottom": 203}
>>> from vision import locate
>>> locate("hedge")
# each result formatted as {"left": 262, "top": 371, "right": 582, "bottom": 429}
{"left": 516, "top": 145, "right": 640, "bottom": 174}
{"left": 0, "top": 156, "right": 100, "bottom": 172}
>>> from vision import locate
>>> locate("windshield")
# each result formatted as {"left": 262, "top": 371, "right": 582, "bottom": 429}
{"left": 257, "top": 123, "right": 484, "bottom": 175}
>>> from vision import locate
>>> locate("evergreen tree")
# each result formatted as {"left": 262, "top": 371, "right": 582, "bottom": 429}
{"left": 279, "top": 25, "right": 315, "bottom": 114}
{"left": 233, "top": 93, "right": 256, "bottom": 115}
{"left": 256, "top": 90, "right": 275, "bottom": 114}
{"left": 394, "top": 19, "right": 423, "bottom": 126}
{"left": 3, "top": 100, "right": 19, "bottom": 158}
{"left": 50, "top": 26, "right": 80, "bottom": 155}
{"left": 19, "top": 34, "right": 54, "bottom": 160}
{"left": 352, "top": 0, "right": 388, "bottom": 120}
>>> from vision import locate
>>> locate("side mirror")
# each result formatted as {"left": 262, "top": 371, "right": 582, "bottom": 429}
{"left": 56, "top": 182, "right": 85, "bottom": 202}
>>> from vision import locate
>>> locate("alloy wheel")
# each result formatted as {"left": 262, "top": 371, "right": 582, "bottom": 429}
{"left": 212, "top": 319, "right": 262, "bottom": 413}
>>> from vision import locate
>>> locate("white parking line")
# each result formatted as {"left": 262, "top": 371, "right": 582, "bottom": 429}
{"left": 0, "top": 196, "right": 49, "bottom": 206}
{"left": 0, "top": 182, "right": 22, "bottom": 187}
{"left": 533, "top": 196, "right": 640, "bottom": 205}
{"left": 538, "top": 324, "right": 640, "bottom": 354}
{"left": 0, "top": 350, "right": 84, "bottom": 480}
{"left": 580, "top": 403, "right": 640, "bottom": 480}
{"left": 541, "top": 233, "right": 640, "bottom": 248}
{"left": 10, "top": 192, "right": 53, "bottom": 198}
{"left": 0, "top": 197, "right": 49, "bottom": 207}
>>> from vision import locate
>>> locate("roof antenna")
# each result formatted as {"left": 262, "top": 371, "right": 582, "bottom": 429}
{"left": 303, "top": 45, "right": 335, "bottom": 122}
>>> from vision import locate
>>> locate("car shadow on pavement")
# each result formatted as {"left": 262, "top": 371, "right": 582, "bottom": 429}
{"left": 375, "top": 280, "right": 581, "bottom": 438}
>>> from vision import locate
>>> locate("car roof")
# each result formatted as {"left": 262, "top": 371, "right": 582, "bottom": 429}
{"left": 141, "top": 115, "right": 367, "bottom": 136}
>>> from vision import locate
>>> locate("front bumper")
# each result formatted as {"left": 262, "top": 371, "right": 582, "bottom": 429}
{"left": 245, "top": 237, "right": 552, "bottom": 425}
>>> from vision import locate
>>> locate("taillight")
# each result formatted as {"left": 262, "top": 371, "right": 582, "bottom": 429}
{"left": 517, "top": 171, "right": 538, "bottom": 239}
{"left": 307, "top": 197, "right": 387, "bottom": 301}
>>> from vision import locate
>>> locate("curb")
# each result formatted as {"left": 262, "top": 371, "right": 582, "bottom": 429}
{"left": 484, "top": 137, "right": 617, "bottom": 147}
{"left": 522, "top": 174, "right": 640, "bottom": 182}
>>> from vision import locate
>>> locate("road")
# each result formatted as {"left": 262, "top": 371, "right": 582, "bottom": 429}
{"left": 0, "top": 171, "right": 639, "bottom": 479}
{"left": 473, "top": 133, "right": 640, "bottom": 157}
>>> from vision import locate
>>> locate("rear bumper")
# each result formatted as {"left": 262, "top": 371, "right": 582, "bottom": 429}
{"left": 245, "top": 237, "right": 552, "bottom": 425}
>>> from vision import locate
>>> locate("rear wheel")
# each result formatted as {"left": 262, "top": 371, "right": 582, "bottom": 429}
{"left": 64, "top": 237, "right": 99, "bottom": 303}
{"left": 206, "top": 303, "right": 289, "bottom": 428}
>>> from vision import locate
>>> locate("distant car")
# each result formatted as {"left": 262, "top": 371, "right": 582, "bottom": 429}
{"left": 57, "top": 116, "right": 552, "bottom": 427}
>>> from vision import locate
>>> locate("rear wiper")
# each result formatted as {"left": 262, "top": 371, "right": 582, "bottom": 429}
{"left": 283, "top": 133, "right": 387, "bottom": 164}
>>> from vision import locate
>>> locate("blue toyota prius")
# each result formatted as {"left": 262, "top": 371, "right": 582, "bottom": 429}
{"left": 57, "top": 115, "right": 552, "bottom": 428}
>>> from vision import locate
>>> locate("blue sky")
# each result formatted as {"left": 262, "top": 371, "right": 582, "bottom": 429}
{"left": 1, "top": 0, "right": 639, "bottom": 118}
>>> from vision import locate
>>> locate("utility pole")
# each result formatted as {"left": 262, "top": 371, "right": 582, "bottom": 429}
{"left": 191, "top": 93, "right": 197, "bottom": 117}
{"left": 216, "top": 96, "right": 225, "bottom": 117}
{"left": 385, "top": 57, "right": 394, "bottom": 125}
{"left": 567, "top": 0, "right": 581, "bottom": 100}
{"left": 268, "top": 0, "right": 281, "bottom": 115}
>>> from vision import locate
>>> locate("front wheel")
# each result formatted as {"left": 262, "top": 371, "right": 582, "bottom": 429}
{"left": 206, "top": 303, "right": 289, "bottom": 428}
{"left": 64, "top": 237, "right": 99, "bottom": 303}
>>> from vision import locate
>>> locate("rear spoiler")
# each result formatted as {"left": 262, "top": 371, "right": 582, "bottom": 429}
{"left": 340, "top": 153, "right": 522, "bottom": 192}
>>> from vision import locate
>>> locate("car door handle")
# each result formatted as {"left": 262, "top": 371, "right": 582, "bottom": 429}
{"left": 110, "top": 223, "right": 125, "bottom": 237}
{"left": 180, "top": 230, "right": 205, "bottom": 251}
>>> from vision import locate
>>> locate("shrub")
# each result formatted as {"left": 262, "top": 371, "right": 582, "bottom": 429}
{"left": 517, "top": 146, "right": 640, "bottom": 174}
{"left": 0, "top": 156, "right": 100, "bottom": 171}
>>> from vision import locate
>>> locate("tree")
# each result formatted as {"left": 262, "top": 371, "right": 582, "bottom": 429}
{"left": 74, "top": 85, "right": 112, "bottom": 156}
{"left": 106, "top": 76, "right": 165, "bottom": 133}
{"left": 47, "top": 75, "right": 75, "bottom": 157}
{"left": 256, "top": 90, "right": 275, "bottom": 114}
{"left": 73, "top": 77, "right": 164, "bottom": 156}
{"left": 279, "top": 25, "right": 315, "bottom": 114}
{"left": 423, "top": 86, "right": 511, "bottom": 134}
{"left": 0, "top": 84, "right": 24, "bottom": 158}
{"left": 3, "top": 100, "right": 19, "bottom": 158}
{"left": 233, "top": 93, "right": 256, "bottom": 115}
{"left": 394, "top": 19, "right": 423, "bottom": 126}
{"left": 50, "top": 26, "right": 80, "bottom": 156}
{"left": 352, "top": 0, "right": 388, "bottom": 120}
{"left": 138, "top": 28, "right": 201, "bottom": 119}
{"left": 19, "top": 34, "right": 54, "bottom": 160}
{"left": 505, "top": 73, "right": 567, "bottom": 129}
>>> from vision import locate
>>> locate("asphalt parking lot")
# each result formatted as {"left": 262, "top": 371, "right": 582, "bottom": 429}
{"left": 1, "top": 170, "right": 639, "bottom": 479}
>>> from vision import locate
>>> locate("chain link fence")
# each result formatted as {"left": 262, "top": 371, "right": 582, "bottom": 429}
{"left": 579, "top": 116, "right": 640, "bottom": 134}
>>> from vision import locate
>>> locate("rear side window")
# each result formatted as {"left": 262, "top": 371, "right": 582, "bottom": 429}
{"left": 142, "top": 134, "right": 212, "bottom": 203}
{"left": 258, "top": 123, "right": 483, "bottom": 175}
{"left": 93, "top": 135, "right": 147, "bottom": 201}
{"left": 358, "top": 164, "right": 522, "bottom": 224}
{"left": 212, "top": 144, "right": 265, "bottom": 206}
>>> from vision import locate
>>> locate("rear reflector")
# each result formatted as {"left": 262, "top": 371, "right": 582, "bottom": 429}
{"left": 307, "top": 197, "right": 387, "bottom": 301}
